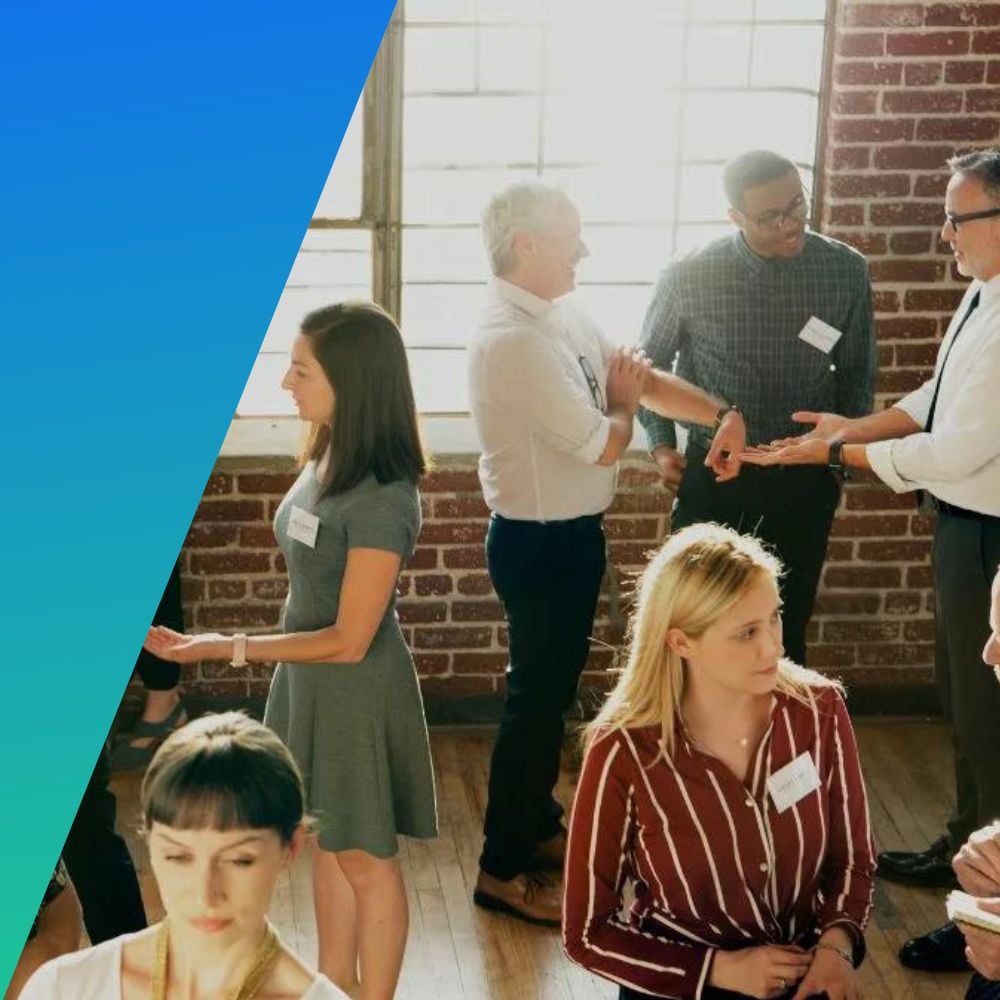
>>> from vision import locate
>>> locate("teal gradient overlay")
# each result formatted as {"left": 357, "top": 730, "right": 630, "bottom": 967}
{"left": 0, "top": 1, "right": 394, "bottom": 983}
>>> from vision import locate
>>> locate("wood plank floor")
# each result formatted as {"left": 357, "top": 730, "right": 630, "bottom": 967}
{"left": 111, "top": 719, "right": 970, "bottom": 1000}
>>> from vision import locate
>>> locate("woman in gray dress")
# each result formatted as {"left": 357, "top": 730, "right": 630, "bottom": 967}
{"left": 145, "top": 302, "right": 438, "bottom": 1000}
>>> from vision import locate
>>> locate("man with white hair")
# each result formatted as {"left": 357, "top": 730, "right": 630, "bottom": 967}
{"left": 468, "top": 181, "right": 748, "bottom": 924}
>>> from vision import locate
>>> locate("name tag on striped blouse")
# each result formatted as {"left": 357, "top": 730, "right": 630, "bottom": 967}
{"left": 766, "top": 752, "right": 821, "bottom": 813}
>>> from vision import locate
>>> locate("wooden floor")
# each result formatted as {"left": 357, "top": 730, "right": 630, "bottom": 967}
{"left": 113, "top": 719, "right": 970, "bottom": 1000}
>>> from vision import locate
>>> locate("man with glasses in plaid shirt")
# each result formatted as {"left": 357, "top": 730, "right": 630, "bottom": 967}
{"left": 638, "top": 149, "right": 877, "bottom": 668}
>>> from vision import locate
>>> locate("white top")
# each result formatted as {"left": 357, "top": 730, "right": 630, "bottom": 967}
{"left": 468, "top": 277, "right": 618, "bottom": 521}
{"left": 19, "top": 932, "right": 348, "bottom": 1000}
{"left": 867, "top": 275, "right": 1000, "bottom": 516}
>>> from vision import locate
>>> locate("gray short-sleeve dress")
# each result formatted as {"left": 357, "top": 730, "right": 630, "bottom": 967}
{"left": 264, "top": 465, "right": 438, "bottom": 857}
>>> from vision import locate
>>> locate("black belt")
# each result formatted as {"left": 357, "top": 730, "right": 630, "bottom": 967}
{"left": 935, "top": 498, "right": 999, "bottom": 522}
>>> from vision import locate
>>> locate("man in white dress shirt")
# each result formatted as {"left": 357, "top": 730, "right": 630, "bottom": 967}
{"left": 740, "top": 148, "right": 1000, "bottom": 972}
{"left": 468, "top": 181, "right": 748, "bottom": 924}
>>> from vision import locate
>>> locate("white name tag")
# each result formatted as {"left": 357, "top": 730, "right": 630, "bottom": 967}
{"left": 798, "top": 316, "right": 843, "bottom": 354}
{"left": 766, "top": 751, "right": 821, "bottom": 813}
{"left": 287, "top": 505, "right": 320, "bottom": 549}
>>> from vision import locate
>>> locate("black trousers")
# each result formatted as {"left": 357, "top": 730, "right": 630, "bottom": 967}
{"left": 61, "top": 741, "right": 146, "bottom": 943}
{"left": 135, "top": 560, "right": 183, "bottom": 691}
{"left": 480, "top": 512, "right": 606, "bottom": 880}
{"left": 673, "top": 449, "right": 841, "bottom": 667}
{"left": 933, "top": 510, "right": 1000, "bottom": 848}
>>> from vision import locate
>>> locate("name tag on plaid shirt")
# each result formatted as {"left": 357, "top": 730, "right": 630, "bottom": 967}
{"left": 798, "top": 316, "right": 843, "bottom": 354}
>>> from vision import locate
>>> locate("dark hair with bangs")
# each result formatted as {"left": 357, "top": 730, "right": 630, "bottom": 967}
{"left": 141, "top": 712, "right": 305, "bottom": 845}
{"left": 299, "top": 301, "right": 426, "bottom": 496}
{"left": 723, "top": 150, "right": 798, "bottom": 209}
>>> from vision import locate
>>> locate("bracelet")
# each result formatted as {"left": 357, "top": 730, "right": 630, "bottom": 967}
{"left": 230, "top": 633, "right": 248, "bottom": 668}
{"left": 815, "top": 941, "right": 853, "bottom": 967}
{"left": 714, "top": 403, "right": 742, "bottom": 430}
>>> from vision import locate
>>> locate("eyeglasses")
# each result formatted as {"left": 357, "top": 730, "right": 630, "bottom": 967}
{"left": 944, "top": 207, "right": 1000, "bottom": 231}
{"left": 577, "top": 355, "right": 604, "bottom": 411}
{"left": 747, "top": 194, "right": 810, "bottom": 232}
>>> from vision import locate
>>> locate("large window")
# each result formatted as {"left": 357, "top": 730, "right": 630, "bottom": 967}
{"left": 238, "top": 0, "right": 830, "bottom": 418}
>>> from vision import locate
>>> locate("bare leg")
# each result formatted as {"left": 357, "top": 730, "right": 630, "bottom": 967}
{"left": 313, "top": 846, "right": 360, "bottom": 995}
{"left": 337, "top": 849, "right": 408, "bottom": 1000}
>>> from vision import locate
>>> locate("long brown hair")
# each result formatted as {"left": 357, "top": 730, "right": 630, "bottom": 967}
{"left": 299, "top": 301, "right": 426, "bottom": 494}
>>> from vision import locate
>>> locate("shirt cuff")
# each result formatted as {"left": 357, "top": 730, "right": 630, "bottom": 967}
{"left": 865, "top": 441, "right": 916, "bottom": 494}
{"left": 573, "top": 414, "right": 612, "bottom": 465}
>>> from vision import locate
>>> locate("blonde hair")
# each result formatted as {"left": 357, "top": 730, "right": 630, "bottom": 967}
{"left": 587, "top": 523, "right": 838, "bottom": 758}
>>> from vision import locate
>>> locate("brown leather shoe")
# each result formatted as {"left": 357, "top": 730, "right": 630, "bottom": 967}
{"left": 531, "top": 830, "right": 567, "bottom": 871}
{"left": 473, "top": 869, "right": 562, "bottom": 926}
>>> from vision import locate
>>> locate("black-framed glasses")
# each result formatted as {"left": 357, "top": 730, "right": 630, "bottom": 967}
{"left": 577, "top": 355, "right": 605, "bottom": 411}
{"left": 945, "top": 207, "right": 1000, "bottom": 231}
{"left": 747, "top": 193, "right": 810, "bottom": 232}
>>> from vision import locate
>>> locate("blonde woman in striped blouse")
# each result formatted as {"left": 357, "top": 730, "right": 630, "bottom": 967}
{"left": 563, "top": 524, "right": 875, "bottom": 1000}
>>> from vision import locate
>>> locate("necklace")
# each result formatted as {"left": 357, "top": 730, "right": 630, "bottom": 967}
{"left": 149, "top": 921, "right": 281, "bottom": 1000}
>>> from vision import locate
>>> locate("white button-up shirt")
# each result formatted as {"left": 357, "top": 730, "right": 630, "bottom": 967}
{"left": 468, "top": 278, "right": 617, "bottom": 521}
{"left": 867, "top": 274, "right": 1000, "bottom": 516}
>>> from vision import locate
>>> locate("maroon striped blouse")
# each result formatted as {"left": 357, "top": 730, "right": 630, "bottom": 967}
{"left": 563, "top": 685, "right": 875, "bottom": 1000}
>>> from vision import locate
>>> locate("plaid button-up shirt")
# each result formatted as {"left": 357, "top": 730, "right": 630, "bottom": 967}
{"left": 638, "top": 232, "right": 876, "bottom": 451}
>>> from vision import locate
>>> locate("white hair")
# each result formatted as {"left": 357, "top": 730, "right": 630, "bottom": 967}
{"left": 480, "top": 181, "right": 573, "bottom": 276}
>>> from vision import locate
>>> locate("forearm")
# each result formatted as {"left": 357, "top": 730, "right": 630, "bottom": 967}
{"left": 839, "top": 406, "right": 920, "bottom": 445}
{"left": 596, "top": 406, "right": 635, "bottom": 465}
{"left": 202, "top": 625, "right": 373, "bottom": 665}
{"left": 640, "top": 369, "right": 723, "bottom": 428}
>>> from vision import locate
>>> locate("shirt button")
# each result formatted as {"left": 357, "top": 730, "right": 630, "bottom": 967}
{"left": 745, "top": 798, "right": 754, "bottom": 807}
{"left": 759, "top": 862, "right": 768, "bottom": 873}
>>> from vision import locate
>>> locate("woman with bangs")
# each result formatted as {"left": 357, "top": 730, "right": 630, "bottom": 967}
{"left": 143, "top": 302, "right": 438, "bottom": 1000}
{"left": 20, "top": 712, "right": 347, "bottom": 999}
{"left": 563, "top": 524, "right": 875, "bottom": 1000}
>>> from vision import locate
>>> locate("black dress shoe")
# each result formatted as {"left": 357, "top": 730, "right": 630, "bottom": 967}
{"left": 878, "top": 835, "right": 949, "bottom": 873}
{"left": 878, "top": 836, "right": 958, "bottom": 887}
{"left": 899, "top": 921, "right": 971, "bottom": 972}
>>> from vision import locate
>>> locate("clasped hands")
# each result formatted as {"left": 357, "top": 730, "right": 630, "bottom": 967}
{"left": 709, "top": 934, "right": 860, "bottom": 1000}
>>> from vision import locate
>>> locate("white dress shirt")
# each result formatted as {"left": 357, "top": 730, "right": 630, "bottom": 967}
{"left": 468, "top": 278, "right": 617, "bottom": 521}
{"left": 867, "top": 275, "right": 1000, "bottom": 516}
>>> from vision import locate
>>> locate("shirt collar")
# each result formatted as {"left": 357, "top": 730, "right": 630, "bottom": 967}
{"left": 976, "top": 272, "right": 1000, "bottom": 307}
{"left": 732, "top": 231, "right": 768, "bottom": 275}
{"left": 488, "top": 276, "right": 554, "bottom": 318}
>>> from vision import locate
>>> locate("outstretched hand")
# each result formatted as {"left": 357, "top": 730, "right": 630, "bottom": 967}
{"left": 740, "top": 439, "right": 830, "bottom": 468}
{"left": 767, "top": 411, "right": 851, "bottom": 449}
{"left": 790, "top": 945, "right": 861, "bottom": 1000}
{"left": 605, "top": 346, "right": 651, "bottom": 414}
{"left": 958, "top": 899, "right": 1000, "bottom": 980}
{"left": 144, "top": 625, "right": 229, "bottom": 664}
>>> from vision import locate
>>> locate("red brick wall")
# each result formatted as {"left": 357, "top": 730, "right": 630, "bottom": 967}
{"left": 134, "top": 2, "right": 999, "bottom": 714}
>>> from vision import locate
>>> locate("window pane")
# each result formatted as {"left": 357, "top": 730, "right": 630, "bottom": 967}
{"left": 403, "top": 166, "right": 538, "bottom": 224}
{"left": 312, "top": 97, "right": 363, "bottom": 220}
{"left": 404, "top": 0, "right": 476, "bottom": 23}
{"left": 694, "top": 0, "right": 754, "bottom": 21}
{"left": 404, "top": 95, "right": 540, "bottom": 166}
{"left": 409, "top": 348, "right": 469, "bottom": 413}
{"left": 576, "top": 225, "right": 675, "bottom": 285}
{"left": 401, "top": 283, "right": 485, "bottom": 348}
{"left": 751, "top": 25, "right": 825, "bottom": 91}
{"left": 756, "top": 0, "right": 826, "bottom": 20}
{"left": 403, "top": 228, "right": 483, "bottom": 282}
{"left": 573, "top": 286, "right": 654, "bottom": 345}
{"left": 544, "top": 166, "right": 678, "bottom": 224}
{"left": 404, "top": 27, "right": 476, "bottom": 93}
{"left": 679, "top": 164, "right": 731, "bottom": 223}
{"left": 686, "top": 27, "right": 752, "bottom": 87}
{"left": 683, "top": 91, "right": 819, "bottom": 163}
{"left": 479, "top": 27, "right": 544, "bottom": 92}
